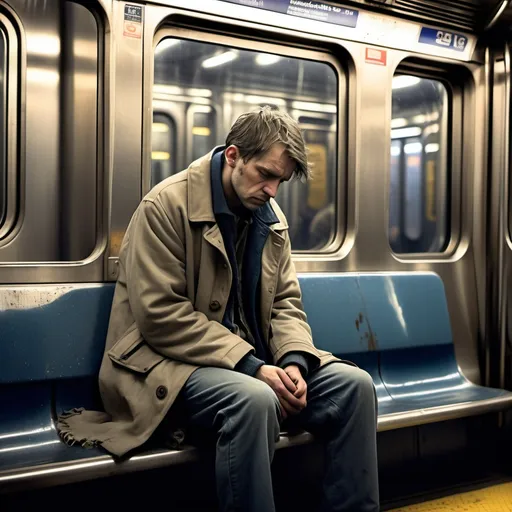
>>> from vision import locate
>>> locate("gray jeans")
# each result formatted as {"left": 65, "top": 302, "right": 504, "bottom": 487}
{"left": 181, "top": 362, "right": 379, "bottom": 512}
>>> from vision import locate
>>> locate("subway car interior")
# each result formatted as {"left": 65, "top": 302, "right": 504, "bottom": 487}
{"left": 2, "top": 0, "right": 512, "bottom": 510}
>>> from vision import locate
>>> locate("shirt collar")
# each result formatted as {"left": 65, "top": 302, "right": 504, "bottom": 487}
{"left": 210, "top": 147, "right": 280, "bottom": 225}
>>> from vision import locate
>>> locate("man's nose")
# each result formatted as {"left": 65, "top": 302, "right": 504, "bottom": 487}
{"left": 263, "top": 180, "right": 279, "bottom": 198}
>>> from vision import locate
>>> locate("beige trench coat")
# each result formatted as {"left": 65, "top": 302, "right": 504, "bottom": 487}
{"left": 58, "top": 149, "right": 339, "bottom": 457}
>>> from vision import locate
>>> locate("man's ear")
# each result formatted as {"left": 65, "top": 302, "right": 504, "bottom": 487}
{"left": 225, "top": 145, "right": 240, "bottom": 167}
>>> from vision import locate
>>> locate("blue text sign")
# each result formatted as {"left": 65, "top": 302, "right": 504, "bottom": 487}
{"left": 419, "top": 27, "right": 467, "bottom": 52}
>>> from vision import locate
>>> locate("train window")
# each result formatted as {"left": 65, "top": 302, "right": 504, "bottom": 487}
{"left": 153, "top": 37, "right": 338, "bottom": 252}
{"left": 390, "top": 75, "right": 449, "bottom": 253}
{"left": 151, "top": 113, "right": 175, "bottom": 188}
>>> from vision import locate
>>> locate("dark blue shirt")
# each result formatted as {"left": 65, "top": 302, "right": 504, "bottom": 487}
{"left": 210, "top": 148, "right": 310, "bottom": 377}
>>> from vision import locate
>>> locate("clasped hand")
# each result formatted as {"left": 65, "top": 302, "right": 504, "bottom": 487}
{"left": 255, "top": 364, "right": 307, "bottom": 420}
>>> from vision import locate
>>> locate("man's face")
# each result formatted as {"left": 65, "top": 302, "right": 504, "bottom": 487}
{"left": 230, "top": 143, "right": 295, "bottom": 211}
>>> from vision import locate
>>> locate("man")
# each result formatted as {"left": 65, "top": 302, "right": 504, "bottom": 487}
{"left": 58, "top": 106, "right": 379, "bottom": 511}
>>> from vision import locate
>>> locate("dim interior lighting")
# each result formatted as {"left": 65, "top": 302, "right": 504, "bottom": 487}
{"left": 202, "top": 51, "right": 238, "bottom": 69}
{"left": 291, "top": 101, "right": 336, "bottom": 113}
{"left": 391, "top": 127, "right": 422, "bottom": 139}
{"left": 153, "top": 84, "right": 183, "bottom": 95}
{"left": 390, "top": 146, "right": 401, "bottom": 156}
{"left": 152, "top": 123, "right": 169, "bottom": 133}
{"left": 255, "top": 54, "right": 281, "bottom": 66}
{"left": 192, "top": 127, "right": 211, "bottom": 136}
{"left": 187, "top": 88, "right": 212, "bottom": 97}
{"left": 152, "top": 151, "right": 170, "bottom": 160}
{"left": 391, "top": 118, "right": 407, "bottom": 128}
{"left": 155, "top": 39, "right": 179, "bottom": 54}
{"left": 392, "top": 76, "right": 421, "bottom": 90}
{"left": 404, "top": 142, "right": 423, "bottom": 154}
{"left": 246, "top": 95, "right": 286, "bottom": 106}
{"left": 425, "top": 143, "right": 440, "bottom": 153}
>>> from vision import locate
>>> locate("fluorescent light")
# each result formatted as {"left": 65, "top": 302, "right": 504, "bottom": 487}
{"left": 202, "top": 51, "right": 237, "bottom": 69}
{"left": 246, "top": 95, "right": 286, "bottom": 106}
{"left": 391, "top": 118, "right": 407, "bottom": 128}
{"left": 255, "top": 54, "right": 281, "bottom": 66}
{"left": 292, "top": 101, "right": 336, "bottom": 113}
{"left": 152, "top": 123, "right": 169, "bottom": 133}
{"left": 392, "top": 76, "right": 420, "bottom": 90}
{"left": 156, "top": 39, "right": 179, "bottom": 54}
{"left": 425, "top": 143, "right": 439, "bottom": 153}
{"left": 404, "top": 142, "right": 422, "bottom": 154}
{"left": 391, "top": 127, "right": 422, "bottom": 139}
{"left": 223, "top": 92, "right": 245, "bottom": 102}
{"left": 192, "top": 127, "right": 211, "bottom": 136}
{"left": 152, "top": 151, "right": 170, "bottom": 160}
{"left": 390, "top": 146, "right": 401, "bottom": 156}
{"left": 192, "top": 105, "right": 212, "bottom": 113}
{"left": 423, "top": 123, "right": 439, "bottom": 136}
{"left": 153, "top": 84, "right": 183, "bottom": 95}
{"left": 187, "top": 88, "right": 212, "bottom": 97}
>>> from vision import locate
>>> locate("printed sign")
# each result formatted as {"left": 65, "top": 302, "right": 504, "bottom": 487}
{"left": 365, "top": 47, "right": 387, "bottom": 66}
{"left": 221, "top": 0, "right": 358, "bottom": 28}
{"left": 418, "top": 27, "right": 467, "bottom": 52}
{"left": 124, "top": 4, "right": 142, "bottom": 39}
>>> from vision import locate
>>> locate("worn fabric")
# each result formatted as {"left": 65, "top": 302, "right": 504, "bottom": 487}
{"left": 180, "top": 362, "right": 379, "bottom": 512}
{"left": 57, "top": 148, "right": 340, "bottom": 457}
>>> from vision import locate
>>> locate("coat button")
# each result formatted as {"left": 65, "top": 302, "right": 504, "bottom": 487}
{"left": 156, "top": 385, "right": 168, "bottom": 400}
{"left": 209, "top": 300, "right": 221, "bottom": 311}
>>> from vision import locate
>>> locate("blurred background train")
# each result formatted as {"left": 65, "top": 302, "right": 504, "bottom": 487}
{"left": 2, "top": 0, "right": 512, "bottom": 509}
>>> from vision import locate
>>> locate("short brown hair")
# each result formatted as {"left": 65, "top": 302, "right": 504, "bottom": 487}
{"left": 225, "top": 106, "right": 310, "bottom": 181}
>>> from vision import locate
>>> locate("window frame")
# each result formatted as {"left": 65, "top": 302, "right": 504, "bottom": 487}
{"left": 389, "top": 61, "right": 463, "bottom": 258}
{"left": 148, "top": 26, "right": 347, "bottom": 256}
{"left": 0, "top": 13, "right": 20, "bottom": 242}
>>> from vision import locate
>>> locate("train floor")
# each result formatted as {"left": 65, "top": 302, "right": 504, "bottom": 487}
{"left": 389, "top": 481, "right": 512, "bottom": 511}
{"left": 1, "top": 414, "right": 512, "bottom": 511}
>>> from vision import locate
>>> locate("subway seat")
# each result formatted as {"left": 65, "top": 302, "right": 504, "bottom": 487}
{"left": 1, "top": 273, "right": 511, "bottom": 492}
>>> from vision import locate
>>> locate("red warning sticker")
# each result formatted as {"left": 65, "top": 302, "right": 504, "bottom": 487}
{"left": 365, "top": 47, "right": 387, "bottom": 66}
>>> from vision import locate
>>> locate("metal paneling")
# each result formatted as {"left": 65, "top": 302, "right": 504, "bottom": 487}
{"left": 109, "top": 0, "right": 143, "bottom": 258}
{"left": 0, "top": 0, "right": 108, "bottom": 283}
{"left": 60, "top": 3, "right": 98, "bottom": 260}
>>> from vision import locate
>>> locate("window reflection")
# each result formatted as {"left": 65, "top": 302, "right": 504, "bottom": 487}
{"left": 151, "top": 113, "right": 175, "bottom": 188}
{"left": 389, "top": 76, "right": 448, "bottom": 253}
{"left": 153, "top": 37, "right": 338, "bottom": 251}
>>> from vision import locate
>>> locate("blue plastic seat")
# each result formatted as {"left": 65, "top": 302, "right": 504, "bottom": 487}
{"left": 0, "top": 285, "right": 115, "bottom": 477}
{"left": 1, "top": 272, "right": 511, "bottom": 492}
{"left": 358, "top": 272, "right": 511, "bottom": 414}
{"left": 298, "top": 274, "right": 390, "bottom": 406}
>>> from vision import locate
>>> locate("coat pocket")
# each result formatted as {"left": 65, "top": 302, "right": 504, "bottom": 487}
{"left": 108, "top": 325, "right": 166, "bottom": 375}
